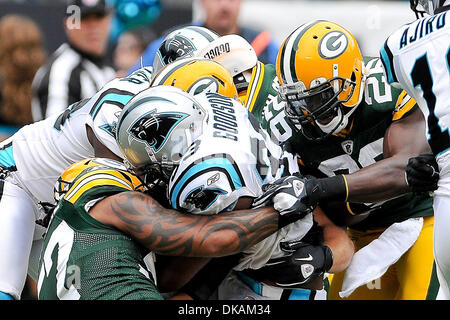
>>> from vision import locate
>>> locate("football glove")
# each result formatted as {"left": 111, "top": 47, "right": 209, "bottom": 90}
{"left": 302, "top": 174, "right": 348, "bottom": 207}
{"left": 245, "top": 240, "right": 333, "bottom": 288}
{"left": 252, "top": 175, "right": 315, "bottom": 228}
{"left": 405, "top": 154, "right": 439, "bottom": 192}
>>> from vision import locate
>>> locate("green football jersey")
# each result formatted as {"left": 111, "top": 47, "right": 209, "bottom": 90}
{"left": 242, "top": 61, "right": 279, "bottom": 123}
{"left": 37, "top": 164, "right": 163, "bottom": 300}
{"left": 255, "top": 57, "right": 433, "bottom": 231}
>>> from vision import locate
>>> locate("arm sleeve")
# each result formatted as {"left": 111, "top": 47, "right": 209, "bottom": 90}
{"left": 379, "top": 38, "right": 404, "bottom": 90}
{"left": 392, "top": 90, "right": 419, "bottom": 121}
{"left": 379, "top": 39, "right": 398, "bottom": 85}
{"left": 91, "top": 102, "right": 124, "bottom": 158}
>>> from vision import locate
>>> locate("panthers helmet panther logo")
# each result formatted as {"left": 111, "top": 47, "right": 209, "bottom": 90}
{"left": 129, "top": 111, "right": 188, "bottom": 152}
{"left": 161, "top": 35, "right": 195, "bottom": 65}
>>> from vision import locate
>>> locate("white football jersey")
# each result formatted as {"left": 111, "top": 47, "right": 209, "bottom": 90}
{"left": 3, "top": 68, "right": 153, "bottom": 204}
{"left": 380, "top": 11, "right": 450, "bottom": 158}
{"left": 169, "top": 92, "right": 290, "bottom": 214}
{"left": 168, "top": 92, "right": 313, "bottom": 269}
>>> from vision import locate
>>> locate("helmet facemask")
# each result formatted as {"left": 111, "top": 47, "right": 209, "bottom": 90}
{"left": 116, "top": 86, "right": 207, "bottom": 192}
{"left": 133, "top": 124, "right": 199, "bottom": 190}
{"left": 125, "top": 160, "right": 171, "bottom": 191}
{"left": 410, "top": 0, "right": 445, "bottom": 18}
{"left": 280, "top": 75, "right": 358, "bottom": 141}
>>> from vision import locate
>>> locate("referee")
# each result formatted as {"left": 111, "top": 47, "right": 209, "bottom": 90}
{"left": 31, "top": 0, "right": 116, "bottom": 121}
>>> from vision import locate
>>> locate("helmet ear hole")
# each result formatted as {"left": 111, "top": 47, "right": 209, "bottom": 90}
{"left": 350, "top": 72, "right": 356, "bottom": 82}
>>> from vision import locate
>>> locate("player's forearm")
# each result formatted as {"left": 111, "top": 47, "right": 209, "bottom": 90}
{"left": 344, "top": 155, "right": 411, "bottom": 202}
{"left": 104, "top": 191, "right": 279, "bottom": 257}
{"left": 323, "top": 227, "right": 354, "bottom": 274}
{"left": 314, "top": 208, "right": 354, "bottom": 274}
{"left": 307, "top": 155, "right": 411, "bottom": 205}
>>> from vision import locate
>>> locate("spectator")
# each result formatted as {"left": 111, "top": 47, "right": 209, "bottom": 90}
{"left": 0, "top": 14, "right": 46, "bottom": 141}
{"left": 113, "top": 28, "right": 152, "bottom": 77}
{"left": 31, "top": 0, "right": 116, "bottom": 122}
{"left": 196, "top": 0, "right": 280, "bottom": 64}
{"left": 127, "top": 0, "right": 279, "bottom": 75}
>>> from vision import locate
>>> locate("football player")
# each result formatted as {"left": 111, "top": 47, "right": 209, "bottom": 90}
{"left": 379, "top": 0, "right": 450, "bottom": 299}
{"left": 128, "top": 25, "right": 219, "bottom": 75}
{"left": 256, "top": 20, "right": 438, "bottom": 300}
{"left": 116, "top": 66, "right": 354, "bottom": 300}
{"left": 0, "top": 67, "right": 154, "bottom": 300}
{"left": 37, "top": 157, "right": 289, "bottom": 300}
{"left": 37, "top": 89, "right": 301, "bottom": 300}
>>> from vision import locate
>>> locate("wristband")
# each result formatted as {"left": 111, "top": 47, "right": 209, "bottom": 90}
{"left": 313, "top": 175, "right": 348, "bottom": 203}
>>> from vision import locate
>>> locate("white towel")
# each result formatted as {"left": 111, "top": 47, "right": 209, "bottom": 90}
{"left": 339, "top": 217, "right": 424, "bottom": 298}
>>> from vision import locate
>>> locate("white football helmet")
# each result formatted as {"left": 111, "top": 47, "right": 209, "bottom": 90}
{"left": 115, "top": 85, "right": 207, "bottom": 187}
{"left": 152, "top": 25, "right": 219, "bottom": 74}
{"left": 197, "top": 34, "right": 258, "bottom": 94}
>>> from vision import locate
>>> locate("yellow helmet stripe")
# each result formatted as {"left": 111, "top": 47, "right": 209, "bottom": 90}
{"left": 392, "top": 90, "right": 417, "bottom": 121}
{"left": 246, "top": 62, "right": 265, "bottom": 112}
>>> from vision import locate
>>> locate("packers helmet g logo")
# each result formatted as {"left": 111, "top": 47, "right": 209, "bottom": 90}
{"left": 129, "top": 111, "right": 188, "bottom": 152}
{"left": 187, "top": 77, "right": 220, "bottom": 95}
{"left": 318, "top": 31, "right": 348, "bottom": 59}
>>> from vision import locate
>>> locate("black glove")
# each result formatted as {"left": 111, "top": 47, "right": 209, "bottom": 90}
{"left": 252, "top": 175, "right": 315, "bottom": 228}
{"left": 405, "top": 154, "right": 439, "bottom": 192}
{"left": 245, "top": 240, "right": 334, "bottom": 288}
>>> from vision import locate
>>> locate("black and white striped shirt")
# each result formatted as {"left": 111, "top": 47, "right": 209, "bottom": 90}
{"left": 31, "top": 43, "right": 115, "bottom": 121}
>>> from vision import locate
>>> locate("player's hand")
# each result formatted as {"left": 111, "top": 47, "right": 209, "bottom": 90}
{"left": 246, "top": 240, "right": 333, "bottom": 288}
{"left": 252, "top": 175, "right": 315, "bottom": 228}
{"left": 405, "top": 154, "right": 439, "bottom": 192}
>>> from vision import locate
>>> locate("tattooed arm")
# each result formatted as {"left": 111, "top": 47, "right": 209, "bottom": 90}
{"left": 90, "top": 191, "right": 279, "bottom": 257}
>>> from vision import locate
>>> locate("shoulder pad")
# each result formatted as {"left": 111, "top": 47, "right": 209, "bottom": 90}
{"left": 392, "top": 90, "right": 418, "bottom": 121}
